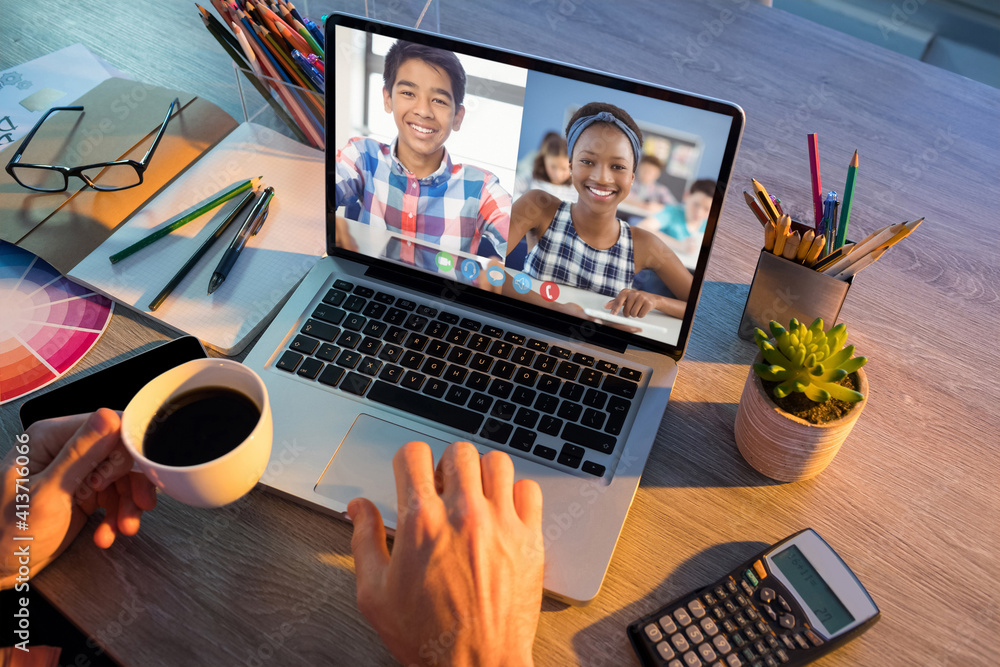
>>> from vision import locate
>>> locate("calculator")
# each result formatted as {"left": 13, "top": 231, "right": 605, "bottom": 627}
{"left": 626, "top": 529, "right": 879, "bottom": 667}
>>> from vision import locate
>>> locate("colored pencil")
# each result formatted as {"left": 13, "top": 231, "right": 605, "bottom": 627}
{"left": 751, "top": 178, "right": 780, "bottom": 223}
{"left": 744, "top": 190, "right": 769, "bottom": 226}
{"left": 808, "top": 133, "right": 823, "bottom": 229}
{"left": 836, "top": 150, "right": 858, "bottom": 250}
{"left": 110, "top": 177, "right": 262, "bottom": 264}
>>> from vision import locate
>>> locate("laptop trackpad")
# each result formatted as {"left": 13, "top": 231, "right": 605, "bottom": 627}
{"left": 313, "top": 414, "right": 451, "bottom": 528}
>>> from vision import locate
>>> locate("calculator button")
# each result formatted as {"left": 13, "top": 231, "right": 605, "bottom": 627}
{"left": 668, "top": 660, "right": 684, "bottom": 667}
{"left": 754, "top": 640, "right": 768, "bottom": 655}
{"left": 674, "top": 608, "right": 693, "bottom": 627}
{"left": 734, "top": 612, "right": 748, "bottom": 627}
{"left": 764, "top": 655, "right": 779, "bottom": 667}
{"left": 745, "top": 607, "right": 759, "bottom": 622}
{"left": 712, "top": 634, "right": 732, "bottom": 654}
{"left": 714, "top": 586, "right": 727, "bottom": 600}
{"left": 753, "top": 560, "right": 767, "bottom": 581}
{"left": 765, "top": 635, "right": 780, "bottom": 651}
{"left": 775, "top": 648, "right": 790, "bottom": 663}
{"left": 742, "top": 647, "right": 756, "bottom": 663}
{"left": 762, "top": 605, "right": 777, "bottom": 621}
{"left": 756, "top": 621, "right": 769, "bottom": 636}
{"left": 777, "top": 596, "right": 792, "bottom": 613}
{"left": 682, "top": 651, "right": 701, "bottom": 667}
{"left": 730, "top": 632, "right": 746, "bottom": 648}
{"left": 724, "top": 601, "right": 738, "bottom": 615}
{"left": 735, "top": 594, "right": 749, "bottom": 608}
{"left": 740, "top": 580, "right": 754, "bottom": 596}
{"left": 688, "top": 599, "right": 707, "bottom": 619}
{"left": 722, "top": 619, "right": 737, "bottom": 634}
{"left": 711, "top": 606, "right": 725, "bottom": 620}
{"left": 703, "top": 592, "right": 717, "bottom": 606}
{"left": 793, "top": 633, "right": 810, "bottom": 650}
{"left": 685, "top": 625, "right": 704, "bottom": 644}
{"left": 725, "top": 654, "right": 743, "bottom": 667}
{"left": 726, "top": 580, "right": 739, "bottom": 595}
{"left": 700, "top": 617, "right": 719, "bottom": 637}
{"left": 779, "top": 634, "right": 795, "bottom": 650}
{"left": 804, "top": 629, "right": 823, "bottom": 646}
{"left": 671, "top": 633, "right": 691, "bottom": 652}
{"left": 779, "top": 614, "right": 795, "bottom": 629}
{"left": 743, "top": 569, "right": 759, "bottom": 588}
{"left": 698, "top": 643, "right": 718, "bottom": 663}
{"left": 660, "top": 615, "right": 678, "bottom": 634}
{"left": 656, "top": 641, "right": 677, "bottom": 661}
{"left": 743, "top": 626, "right": 757, "bottom": 641}
{"left": 759, "top": 587, "right": 776, "bottom": 604}
{"left": 644, "top": 623, "right": 664, "bottom": 643}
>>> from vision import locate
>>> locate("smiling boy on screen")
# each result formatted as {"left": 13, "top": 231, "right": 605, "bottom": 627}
{"left": 333, "top": 40, "right": 510, "bottom": 273}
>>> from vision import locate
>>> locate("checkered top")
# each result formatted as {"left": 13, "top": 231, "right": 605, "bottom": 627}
{"left": 524, "top": 201, "right": 634, "bottom": 298}
{"left": 334, "top": 137, "right": 510, "bottom": 269}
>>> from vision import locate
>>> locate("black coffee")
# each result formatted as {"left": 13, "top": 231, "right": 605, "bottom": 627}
{"left": 143, "top": 387, "right": 260, "bottom": 467}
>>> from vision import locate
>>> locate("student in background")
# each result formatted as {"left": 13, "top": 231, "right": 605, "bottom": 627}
{"left": 514, "top": 131, "right": 577, "bottom": 203}
{"left": 636, "top": 178, "right": 715, "bottom": 262}
{"left": 333, "top": 39, "right": 510, "bottom": 271}
{"left": 623, "top": 154, "right": 675, "bottom": 212}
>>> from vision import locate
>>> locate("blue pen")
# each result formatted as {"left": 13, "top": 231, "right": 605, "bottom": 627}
{"left": 821, "top": 191, "right": 838, "bottom": 256}
{"left": 303, "top": 17, "right": 324, "bottom": 48}
{"left": 291, "top": 49, "right": 324, "bottom": 92}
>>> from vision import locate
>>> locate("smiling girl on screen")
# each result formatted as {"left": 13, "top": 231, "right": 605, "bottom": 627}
{"left": 508, "top": 103, "right": 692, "bottom": 319}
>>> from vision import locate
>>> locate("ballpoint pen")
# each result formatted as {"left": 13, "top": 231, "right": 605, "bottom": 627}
{"left": 208, "top": 186, "right": 275, "bottom": 294}
{"left": 147, "top": 187, "right": 257, "bottom": 310}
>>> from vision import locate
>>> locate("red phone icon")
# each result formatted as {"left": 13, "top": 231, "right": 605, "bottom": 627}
{"left": 540, "top": 281, "right": 560, "bottom": 302}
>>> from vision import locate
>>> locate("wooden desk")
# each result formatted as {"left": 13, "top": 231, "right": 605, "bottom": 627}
{"left": 2, "top": 1, "right": 998, "bottom": 665}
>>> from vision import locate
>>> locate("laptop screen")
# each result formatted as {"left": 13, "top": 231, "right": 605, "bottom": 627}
{"left": 328, "top": 14, "right": 743, "bottom": 357}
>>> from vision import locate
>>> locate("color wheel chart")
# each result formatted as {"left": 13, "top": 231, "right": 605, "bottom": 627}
{"left": 1, "top": 241, "right": 113, "bottom": 404}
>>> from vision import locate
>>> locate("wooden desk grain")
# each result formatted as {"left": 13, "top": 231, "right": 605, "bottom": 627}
{"left": 2, "top": 1, "right": 998, "bottom": 665}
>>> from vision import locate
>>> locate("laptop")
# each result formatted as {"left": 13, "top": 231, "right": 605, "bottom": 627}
{"left": 242, "top": 12, "right": 744, "bottom": 604}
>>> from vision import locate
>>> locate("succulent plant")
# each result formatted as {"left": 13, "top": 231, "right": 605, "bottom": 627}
{"left": 753, "top": 318, "right": 867, "bottom": 403}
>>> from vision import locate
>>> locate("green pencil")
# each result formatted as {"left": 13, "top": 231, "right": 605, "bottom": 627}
{"left": 836, "top": 150, "right": 858, "bottom": 250}
{"left": 109, "top": 177, "right": 261, "bottom": 264}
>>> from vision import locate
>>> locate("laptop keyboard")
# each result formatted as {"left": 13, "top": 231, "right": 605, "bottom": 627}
{"left": 271, "top": 278, "right": 645, "bottom": 479}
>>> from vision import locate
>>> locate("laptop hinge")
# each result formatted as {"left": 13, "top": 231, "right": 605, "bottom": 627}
{"left": 363, "top": 264, "right": 629, "bottom": 354}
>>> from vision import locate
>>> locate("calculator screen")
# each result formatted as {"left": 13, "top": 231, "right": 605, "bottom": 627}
{"left": 771, "top": 545, "right": 855, "bottom": 634}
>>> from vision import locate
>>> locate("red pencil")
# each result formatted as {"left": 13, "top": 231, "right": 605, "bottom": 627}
{"left": 808, "top": 133, "right": 823, "bottom": 230}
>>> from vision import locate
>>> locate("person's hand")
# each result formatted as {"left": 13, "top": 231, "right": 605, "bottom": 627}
{"left": 605, "top": 288, "right": 656, "bottom": 318}
{"left": 1, "top": 409, "right": 157, "bottom": 589}
{"left": 349, "top": 441, "right": 543, "bottom": 667}
{"left": 335, "top": 215, "right": 359, "bottom": 252}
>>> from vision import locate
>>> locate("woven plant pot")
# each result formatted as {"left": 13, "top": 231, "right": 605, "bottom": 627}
{"left": 734, "top": 354, "right": 868, "bottom": 482}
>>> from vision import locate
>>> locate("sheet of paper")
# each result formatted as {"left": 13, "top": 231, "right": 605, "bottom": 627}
{"left": 0, "top": 44, "right": 118, "bottom": 151}
{"left": 68, "top": 122, "right": 326, "bottom": 355}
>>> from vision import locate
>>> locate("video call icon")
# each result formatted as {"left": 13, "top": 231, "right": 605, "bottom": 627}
{"left": 460, "top": 258, "right": 480, "bottom": 280}
{"left": 435, "top": 251, "right": 455, "bottom": 272}
{"left": 540, "top": 281, "right": 560, "bottom": 301}
{"left": 512, "top": 272, "right": 532, "bottom": 294}
{"left": 486, "top": 266, "right": 506, "bottom": 287}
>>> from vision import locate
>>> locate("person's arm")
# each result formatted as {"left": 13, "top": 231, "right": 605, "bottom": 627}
{"left": 349, "top": 441, "right": 543, "bottom": 667}
{"left": 334, "top": 138, "right": 370, "bottom": 251}
{"left": 604, "top": 227, "right": 692, "bottom": 319}
{"left": 1, "top": 410, "right": 157, "bottom": 589}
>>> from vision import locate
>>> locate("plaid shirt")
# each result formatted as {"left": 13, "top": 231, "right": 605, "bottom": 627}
{"left": 524, "top": 201, "right": 634, "bottom": 298}
{"left": 335, "top": 137, "right": 510, "bottom": 269}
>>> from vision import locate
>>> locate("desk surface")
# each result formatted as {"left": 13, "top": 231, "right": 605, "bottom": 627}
{"left": 2, "top": 1, "right": 999, "bottom": 665}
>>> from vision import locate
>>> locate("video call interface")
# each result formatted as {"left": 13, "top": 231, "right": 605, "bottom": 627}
{"left": 332, "top": 24, "right": 738, "bottom": 347}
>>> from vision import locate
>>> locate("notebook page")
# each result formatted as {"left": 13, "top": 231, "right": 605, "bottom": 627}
{"left": 68, "top": 122, "right": 325, "bottom": 355}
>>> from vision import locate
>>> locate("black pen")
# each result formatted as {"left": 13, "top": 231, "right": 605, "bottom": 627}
{"left": 147, "top": 187, "right": 258, "bottom": 311}
{"left": 208, "top": 186, "right": 274, "bottom": 294}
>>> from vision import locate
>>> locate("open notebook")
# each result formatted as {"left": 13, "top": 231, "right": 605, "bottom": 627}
{"left": 68, "top": 121, "right": 325, "bottom": 354}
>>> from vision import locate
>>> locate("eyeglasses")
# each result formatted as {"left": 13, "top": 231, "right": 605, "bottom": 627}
{"left": 4, "top": 97, "right": 180, "bottom": 192}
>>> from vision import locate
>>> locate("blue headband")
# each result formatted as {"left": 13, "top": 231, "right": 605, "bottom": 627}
{"left": 566, "top": 111, "right": 641, "bottom": 171}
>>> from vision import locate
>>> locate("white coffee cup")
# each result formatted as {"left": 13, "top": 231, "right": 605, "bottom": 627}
{"left": 121, "top": 359, "right": 272, "bottom": 508}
